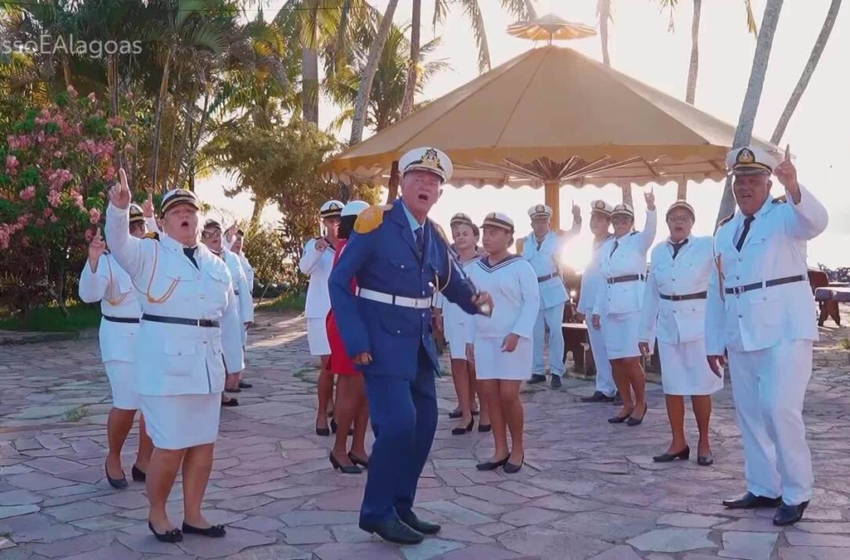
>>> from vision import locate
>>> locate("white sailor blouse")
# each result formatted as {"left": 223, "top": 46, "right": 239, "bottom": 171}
{"left": 465, "top": 256, "right": 540, "bottom": 341}
{"left": 298, "top": 238, "right": 336, "bottom": 319}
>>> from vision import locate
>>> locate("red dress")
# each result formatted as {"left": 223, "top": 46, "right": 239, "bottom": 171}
{"left": 325, "top": 239, "right": 358, "bottom": 375}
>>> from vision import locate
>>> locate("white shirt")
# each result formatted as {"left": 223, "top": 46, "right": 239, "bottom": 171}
{"left": 298, "top": 238, "right": 336, "bottom": 318}
{"left": 639, "top": 235, "right": 714, "bottom": 346}
{"left": 705, "top": 186, "right": 828, "bottom": 354}
{"left": 105, "top": 204, "right": 241, "bottom": 396}
{"left": 78, "top": 253, "right": 142, "bottom": 363}
{"left": 577, "top": 234, "right": 613, "bottom": 315}
{"left": 520, "top": 230, "right": 571, "bottom": 308}
{"left": 465, "top": 256, "right": 540, "bottom": 341}
{"left": 440, "top": 256, "right": 480, "bottom": 330}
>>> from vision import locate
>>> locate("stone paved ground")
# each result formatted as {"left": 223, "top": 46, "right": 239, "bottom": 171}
{"left": 2, "top": 310, "right": 850, "bottom": 560}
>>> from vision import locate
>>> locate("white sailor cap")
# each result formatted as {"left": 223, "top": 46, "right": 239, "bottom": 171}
{"left": 450, "top": 212, "right": 475, "bottom": 228}
{"left": 341, "top": 200, "right": 369, "bottom": 217}
{"left": 203, "top": 218, "right": 222, "bottom": 230}
{"left": 528, "top": 204, "right": 553, "bottom": 219}
{"left": 399, "top": 147, "right": 453, "bottom": 183}
{"left": 129, "top": 203, "right": 145, "bottom": 224}
{"left": 320, "top": 200, "right": 344, "bottom": 218}
{"left": 611, "top": 203, "right": 634, "bottom": 219}
{"left": 161, "top": 188, "right": 200, "bottom": 215}
{"left": 726, "top": 146, "right": 777, "bottom": 176}
{"left": 590, "top": 200, "right": 614, "bottom": 217}
{"left": 481, "top": 212, "right": 515, "bottom": 233}
{"left": 666, "top": 200, "right": 696, "bottom": 221}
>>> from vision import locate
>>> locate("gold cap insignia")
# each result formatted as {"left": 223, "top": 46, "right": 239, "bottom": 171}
{"left": 420, "top": 148, "right": 443, "bottom": 171}
{"left": 736, "top": 148, "right": 755, "bottom": 164}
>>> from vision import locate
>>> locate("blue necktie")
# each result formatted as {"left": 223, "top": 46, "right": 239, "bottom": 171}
{"left": 736, "top": 216, "right": 754, "bottom": 251}
{"left": 183, "top": 247, "right": 199, "bottom": 269}
{"left": 415, "top": 227, "right": 425, "bottom": 255}
{"left": 670, "top": 238, "right": 688, "bottom": 260}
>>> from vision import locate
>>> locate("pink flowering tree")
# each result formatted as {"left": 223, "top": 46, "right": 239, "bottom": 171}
{"left": 0, "top": 86, "right": 130, "bottom": 325}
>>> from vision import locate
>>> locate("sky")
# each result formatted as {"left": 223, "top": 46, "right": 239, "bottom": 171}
{"left": 197, "top": 0, "right": 849, "bottom": 270}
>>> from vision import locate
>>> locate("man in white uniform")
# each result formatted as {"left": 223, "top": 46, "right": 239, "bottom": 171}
{"left": 706, "top": 145, "right": 828, "bottom": 526}
{"left": 518, "top": 204, "right": 581, "bottom": 389}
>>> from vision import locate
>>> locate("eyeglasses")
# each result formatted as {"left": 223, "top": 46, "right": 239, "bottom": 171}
{"left": 202, "top": 230, "right": 221, "bottom": 239}
{"left": 666, "top": 215, "right": 693, "bottom": 223}
{"left": 611, "top": 216, "right": 632, "bottom": 224}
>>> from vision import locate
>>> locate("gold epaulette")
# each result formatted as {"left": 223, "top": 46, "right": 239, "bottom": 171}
{"left": 354, "top": 205, "right": 392, "bottom": 234}
{"left": 143, "top": 232, "right": 160, "bottom": 241}
{"left": 516, "top": 237, "right": 525, "bottom": 253}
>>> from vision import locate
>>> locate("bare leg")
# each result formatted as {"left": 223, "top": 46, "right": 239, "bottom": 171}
{"left": 480, "top": 380, "right": 508, "bottom": 462}
{"left": 500, "top": 381, "right": 525, "bottom": 464}
{"left": 350, "top": 375, "right": 369, "bottom": 460}
{"left": 147, "top": 447, "right": 185, "bottom": 532}
{"left": 316, "top": 356, "right": 332, "bottom": 430}
{"left": 106, "top": 408, "right": 136, "bottom": 478}
{"left": 625, "top": 357, "right": 647, "bottom": 421}
{"left": 468, "top": 362, "right": 481, "bottom": 416}
{"left": 451, "top": 359, "right": 473, "bottom": 430}
{"left": 692, "top": 395, "right": 713, "bottom": 457}
{"left": 664, "top": 395, "right": 688, "bottom": 453}
{"left": 181, "top": 443, "right": 215, "bottom": 528}
{"left": 135, "top": 413, "right": 153, "bottom": 472}
{"left": 610, "top": 360, "right": 634, "bottom": 417}
{"left": 331, "top": 375, "right": 358, "bottom": 467}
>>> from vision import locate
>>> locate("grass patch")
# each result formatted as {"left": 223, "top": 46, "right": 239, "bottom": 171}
{"left": 64, "top": 405, "right": 90, "bottom": 422}
{"left": 256, "top": 292, "right": 306, "bottom": 312}
{"left": 0, "top": 303, "right": 101, "bottom": 333}
{"left": 840, "top": 338, "right": 850, "bottom": 351}
{"left": 293, "top": 366, "right": 318, "bottom": 385}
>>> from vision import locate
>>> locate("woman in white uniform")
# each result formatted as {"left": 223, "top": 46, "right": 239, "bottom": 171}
{"left": 592, "top": 191, "right": 656, "bottom": 426}
{"left": 106, "top": 171, "right": 241, "bottom": 543}
{"left": 224, "top": 225, "right": 254, "bottom": 391}
{"left": 299, "top": 200, "right": 343, "bottom": 436}
{"left": 639, "top": 201, "right": 722, "bottom": 466}
{"left": 466, "top": 213, "right": 539, "bottom": 473}
{"left": 439, "top": 213, "right": 488, "bottom": 435}
{"left": 79, "top": 204, "right": 153, "bottom": 489}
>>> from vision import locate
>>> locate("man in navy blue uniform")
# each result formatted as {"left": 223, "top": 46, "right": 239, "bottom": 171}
{"left": 329, "top": 147, "right": 493, "bottom": 545}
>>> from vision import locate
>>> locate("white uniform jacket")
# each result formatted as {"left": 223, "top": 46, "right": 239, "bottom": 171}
{"left": 298, "top": 238, "right": 335, "bottom": 319}
{"left": 465, "top": 256, "right": 540, "bottom": 341}
{"left": 639, "top": 235, "right": 713, "bottom": 347}
{"left": 520, "top": 226, "right": 579, "bottom": 309}
{"left": 705, "top": 186, "right": 828, "bottom": 355}
{"left": 105, "top": 204, "right": 241, "bottom": 396}
{"left": 594, "top": 210, "right": 657, "bottom": 316}
{"left": 237, "top": 252, "right": 254, "bottom": 292}
{"left": 78, "top": 254, "right": 142, "bottom": 363}
{"left": 223, "top": 248, "right": 254, "bottom": 325}
{"left": 577, "top": 234, "right": 613, "bottom": 315}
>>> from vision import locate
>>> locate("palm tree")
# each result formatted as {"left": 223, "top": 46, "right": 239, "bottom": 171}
{"left": 715, "top": 0, "right": 785, "bottom": 225}
{"left": 597, "top": 0, "right": 612, "bottom": 67}
{"left": 770, "top": 0, "right": 842, "bottom": 144}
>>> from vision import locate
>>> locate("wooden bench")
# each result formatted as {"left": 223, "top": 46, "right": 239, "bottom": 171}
{"left": 815, "top": 284, "right": 850, "bottom": 326}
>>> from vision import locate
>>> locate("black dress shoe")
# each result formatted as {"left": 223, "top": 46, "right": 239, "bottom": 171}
{"left": 773, "top": 501, "right": 809, "bottom": 526}
{"left": 452, "top": 418, "right": 474, "bottom": 435}
{"left": 608, "top": 410, "right": 633, "bottom": 424}
{"left": 105, "top": 462, "right": 127, "bottom": 489}
{"left": 504, "top": 455, "right": 524, "bottom": 474}
{"left": 398, "top": 510, "right": 441, "bottom": 535}
{"left": 221, "top": 397, "right": 239, "bottom": 407}
{"left": 329, "top": 452, "right": 362, "bottom": 474}
{"left": 182, "top": 522, "right": 226, "bottom": 538}
{"left": 238, "top": 381, "right": 252, "bottom": 389}
{"left": 697, "top": 455, "right": 714, "bottom": 467}
{"left": 348, "top": 452, "right": 369, "bottom": 469}
{"left": 448, "top": 409, "right": 462, "bottom": 419}
{"left": 626, "top": 404, "right": 648, "bottom": 426}
{"left": 478, "top": 423, "right": 491, "bottom": 433}
{"left": 225, "top": 386, "right": 241, "bottom": 393}
{"left": 476, "top": 456, "right": 509, "bottom": 471}
{"left": 550, "top": 375, "right": 562, "bottom": 389}
{"left": 148, "top": 521, "right": 183, "bottom": 543}
{"left": 528, "top": 374, "right": 546, "bottom": 385}
{"left": 652, "top": 447, "right": 690, "bottom": 463}
{"left": 359, "top": 518, "right": 424, "bottom": 545}
{"left": 722, "top": 492, "right": 783, "bottom": 509}
{"left": 131, "top": 464, "right": 146, "bottom": 482}
{"left": 581, "top": 391, "right": 615, "bottom": 403}
{"left": 316, "top": 422, "right": 330, "bottom": 436}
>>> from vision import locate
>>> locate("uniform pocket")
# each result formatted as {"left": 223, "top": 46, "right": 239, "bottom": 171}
{"left": 162, "top": 338, "right": 196, "bottom": 376}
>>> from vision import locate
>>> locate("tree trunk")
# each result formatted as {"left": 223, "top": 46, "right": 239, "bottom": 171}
{"left": 62, "top": 56, "right": 72, "bottom": 89}
{"left": 349, "top": 0, "right": 400, "bottom": 146}
{"left": 251, "top": 195, "right": 267, "bottom": 225}
{"left": 302, "top": 47, "right": 319, "bottom": 124}
{"left": 685, "top": 0, "right": 702, "bottom": 105}
{"left": 715, "top": 0, "right": 785, "bottom": 226}
{"left": 183, "top": 86, "right": 212, "bottom": 188}
{"left": 598, "top": 0, "right": 611, "bottom": 67}
{"left": 385, "top": 160, "right": 400, "bottom": 203}
{"left": 770, "top": 0, "right": 842, "bottom": 144}
{"left": 175, "top": 73, "right": 201, "bottom": 186}
{"left": 400, "top": 0, "right": 421, "bottom": 118}
{"left": 150, "top": 46, "right": 175, "bottom": 189}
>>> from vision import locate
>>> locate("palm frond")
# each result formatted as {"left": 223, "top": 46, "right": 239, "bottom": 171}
{"left": 743, "top": 0, "right": 758, "bottom": 36}
{"left": 456, "top": 0, "right": 490, "bottom": 73}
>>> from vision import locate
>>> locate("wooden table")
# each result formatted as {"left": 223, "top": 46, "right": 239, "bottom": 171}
{"left": 815, "top": 284, "right": 850, "bottom": 326}
{"left": 562, "top": 323, "right": 591, "bottom": 375}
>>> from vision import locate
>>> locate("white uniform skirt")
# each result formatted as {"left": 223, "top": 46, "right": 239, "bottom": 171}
{"left": 141, "top": 394, "right": 221, "bottom": 450}
{"left": 306, "top": 318, "right": 331, "bottom": 356}
{"left": 473, "top": 337, "right": 532, "bottom": 381}
{"left": 603, "top": 311, "right": 641, "bottom": 360}
{"left": 445, "top": 319, "right": 468, "bottom": 361}
{"left": 105, "top": 361, "right": 140, "bottom": 410}
{"left": 658, "top": 339, "right": 724, "bottom": 396}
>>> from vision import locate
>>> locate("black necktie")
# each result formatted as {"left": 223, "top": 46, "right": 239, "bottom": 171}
{"left": 670, "top": 238, "right": 688, "bottom": 260}
{"left": 183, "top": 247, "right": 199, "bottom": 269}
{"left": 415, "top": 227, "right": 425, "bottom": 255}
{"left": 610, "top": 240, "right": 619, "bottom": 256}
{"left": 736, "top": 216, "right": 754, "bottom": 251}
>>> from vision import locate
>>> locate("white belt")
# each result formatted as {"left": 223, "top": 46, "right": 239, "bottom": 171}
{"left": 356, "top": 288, "right": 432, "bottom": 309}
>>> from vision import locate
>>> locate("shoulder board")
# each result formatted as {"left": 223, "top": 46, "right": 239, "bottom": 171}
{"left": 630, "top": 231, "right": 638, "bottom": 236}
{"left": 143, "top": 232, "right": 159, "bottom": 241}
{"left": 718, "top": 213, "right": 734, "bottom": 227}
{"left": 773, "top": 196, "right": 787, "bottom": 204}
{"left": 354, "top": 205, "right": 392, "bottom": 234}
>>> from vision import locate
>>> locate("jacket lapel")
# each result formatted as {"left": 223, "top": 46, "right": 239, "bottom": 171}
{"left": 391, "top": 201, "right": 420, "bottom": 260}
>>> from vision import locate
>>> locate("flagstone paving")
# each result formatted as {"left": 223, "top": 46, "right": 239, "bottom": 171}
{"left": 2, "top": 310, "right": 850, "bottom": 559}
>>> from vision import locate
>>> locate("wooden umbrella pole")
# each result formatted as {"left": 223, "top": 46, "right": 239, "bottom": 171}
{"left": 385, "top": 160, "right": 400, "bottom": 204}
{"left": 544, "top": 180, "right": 561, "bottom": 231}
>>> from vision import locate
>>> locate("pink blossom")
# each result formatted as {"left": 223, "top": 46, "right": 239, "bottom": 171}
{"left": 47, "top": 191, "right": 61, "bottom": 208}
{"left": 67, "top": 85, "right": 78, "bottom": 98}
{"left": 88, "top": 92, "right": 96, "bottom": 102}
{"left": 0, "top": 229, "right": 9, "bottom": 251}
{"left": 89, "top": 208, "right": 101, "bottom": 224}
{"left": 19, "top": 186, "right": 35, "bottom": 201}
{"left": 16, "top": 213, "right": 30, "bottom": 227}
{"left": 103, "top": 166, "right": 116, "bottom": 181}
{"left": 50, "top": 215, "right": 58, "bottom": 223}
{"left": 36, "top": 218, "right": 45, "bottom": 227}
{"left": 43, "top": 207, "right": 53, "bottom": 218}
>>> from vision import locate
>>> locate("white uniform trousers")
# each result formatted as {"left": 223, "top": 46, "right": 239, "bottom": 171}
{"left": 533, "top": 302, "right": 566, "bottom": 377}
{"left": 585, "top": 317, "right": 615, "bottom": 397}
{"left": 727, "top": 339, "right": 814, "bottom": 506}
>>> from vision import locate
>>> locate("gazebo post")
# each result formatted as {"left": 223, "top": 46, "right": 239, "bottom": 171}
{"left": 621, "top": 183, "right": 634, "bottom": 206}
{"left": 544, "top": 180, "right": 560, "bottom": 230}
{"left": 676, "top": 178, "right": 688, "bottom": 200}
{"left": 384, "top": 160, "right": 400, "bottom": 203}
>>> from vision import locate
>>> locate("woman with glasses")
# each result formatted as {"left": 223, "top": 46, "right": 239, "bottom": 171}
{"left": 639, "top": 201, "right": 722, "bottom": 466}
{"left": 591, "top": 192, "right": 657, "bottom": 427}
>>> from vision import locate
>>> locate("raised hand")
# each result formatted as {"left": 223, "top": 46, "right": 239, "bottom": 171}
{"left": 774, "top": 144, "right": 800, "bottom": 195}
{"left": 314, "top": 238, "right": 329, "bottom": 252}
{"left": 142, "top": 190, "right": 154, "bottom": 218}
{"left": 638, "top": 341, "right": 651, "bottom": 357}
{"left": 225, "top": 223, "right": 238, "bottom": 243}
{"left": 108, "top": 168, "right": 130, "bottom": 210}
{"left": 644, "top": 189, "right": 656, "bottom": 211}
{"left": 571, "top": 202, "right": 581, "bottom": 219}
{"left": 88, "top": 227, "right": 106, "bottom": 270}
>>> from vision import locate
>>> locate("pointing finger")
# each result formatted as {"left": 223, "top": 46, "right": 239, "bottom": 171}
{"left": 95, "top": 227, "right": 101, "bottom": 238}
{"left": 119, "top": 168, "right": 128, "bottom": 189}
{"left": 785, "top": 144, "right": 791, "bottom": 162}
{"left": 147, "top": 190, "right": 153, "bottom": 202}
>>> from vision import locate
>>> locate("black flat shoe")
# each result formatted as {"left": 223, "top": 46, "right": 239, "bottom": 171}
{"left": 550, "top": 375, "right": 562, "bottom": 389}
{"left": 225, "top": 387, "right": 241, "bottom": 393}
{"left": 239, "top": 381, "right": 252, "bottom": 389}
{"left": 504, "top": 456, "right": 524, "bottom": 474}
{"left": 653, "top": 447, "right": 690, "bottom": 463}
{"left": 329, "top": 452, "right": 362, "bottom": 474}
{"left": 348, "top": 452, "right": 369, "bottom": 469}
{"left": 478, "top": 423, "right": 491, "bottom": 433}
{"left": 697, "top": 455, "right": 714, "bottom": 467}
{"left": 452, "top": 418, "right": 474, "bottom": 435}
{"left": 221, "top": 397, "right": 239, "bottom": 407}
{"left": 723, "top": 492, "right": 783, "bottom": 509}
{"left": 148, "top": 521, "right": 183, "bottom": 543}
{"left": 105, "top": 463, "right": 127, "bottom": 489}
{"left": 528, "top": 374, "right": 546, "bottom": 385}
{"left": 182, "top": 522, "right": 226, "bottom": 538}
{"left": 316, "top": 422, "right": 330, "bottom": 436}
{"left": 608, "top": 410, "right": 633, "bottom": 424}
{"left": 359, "top": 518, "right": 423, "bottom": 545}
{"left": 131, "top": 464, "right": 146, "bottom": 482}
{"left": 398, "top": 511, "right": 441, "bottom": 535}
{"left": 626, "top": 404, "right": 648, "bottom": 426}
{"left": 613, "top": 392, "right": 623, "bottom": 406}
{"left": 773, "top": 501, "right": 809, "bottom": 526}
{"left": 581, "top": 391, "right": 615, "bottom": 403}
{"left": 448, "top": 409, "right": 463, "bottom": 419}
{"left": 476, "top": 456, "right": 509, "bottom": 471}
